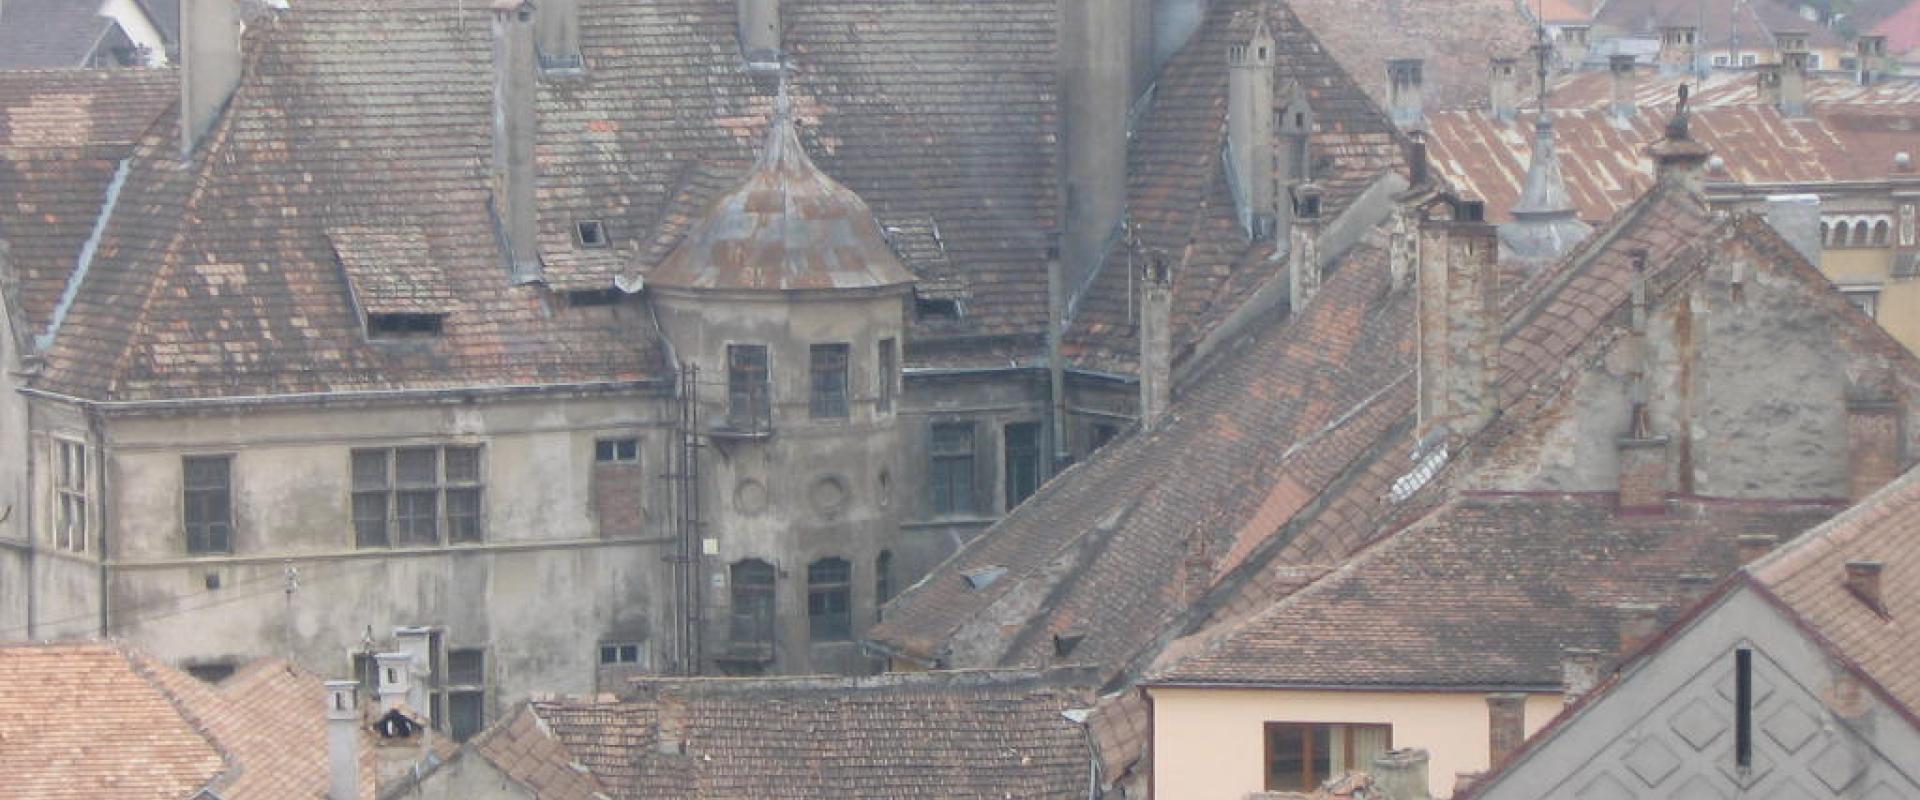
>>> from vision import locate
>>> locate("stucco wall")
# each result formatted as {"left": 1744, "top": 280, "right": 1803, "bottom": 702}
{"left": 1148, "top": 686, "right": 1562, "bottom": 799}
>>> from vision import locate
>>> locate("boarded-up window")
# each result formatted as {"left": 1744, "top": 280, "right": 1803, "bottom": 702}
{"left": 593, "top": 437, "right": 645, "bottom": 537}
{"left": 183, "top": 456, "right": 233, "bottom": 554}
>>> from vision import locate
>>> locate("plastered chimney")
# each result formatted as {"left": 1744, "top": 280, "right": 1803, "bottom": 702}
{"left": 325, "top": 680, "right": 362, "bottom": 800}
{"left": 1557, "top": 25, "right": 1591, "bottom": 67}
{"left": 1608, "top": 55, "right": 1637, "bottom": 123}
{"left": 1858, "top": 36, "right": 1890, "bottom": 85}
{"left": 1289, "top": 183, "right": 1324, "bottom": 308}
{"left": 1617, "top": 435, "right": 1670, "bottom": 512}
{"left": 374, "top": 652, "right": 413, "bottom": 712}
{"left": 1560, "top": 648, "right": 1604, "bottom": 704}
{"left": 1415, "top": 196, "right": 1499, "bottom": 433}
{"left": 536, "top": 0, "right": 582, "bottom": 71}
{"left": 1372, "top": 748, "right": 1433, "bottom": 800}
{"left": 491, "top": 0, "right": 542, "bottom": 283}
{"left": 1489, "top": 57, "right": 1519, "bottom": 122}
{"left": 1061, "top": 0, "right": 1134, "bottom": 294}
{"left": 1390, "top": 142, "right": 1434, "bottom": 293}
{"left": 737, "top": 0, "right": 780, "bottom": 65}
{"left": 393, "top": 628, "right": 435, "bottom": 724}
{"left": 179, "top": 0, "right": 243, "bottom": 159}
{"left": 1779, "top": 50, "right": 1809, "bottom": 117}
{"left": 1657, "top": 26, "right": 1697, "bottom": 74}
{"left": 1228, "top": 23, "right": 1277, "bottom": 238}
{"left": 1388, "top": 59, "right": 1426, "bottom": 132}
{"left": 1845, "top": 397, "right": 1904, "bottom": 501}
{"left": 1486, "top": 694, "right": 1527, "bottom": 769}
{"left": 1139, "top": 251, "right": 1174, "bottom": 426}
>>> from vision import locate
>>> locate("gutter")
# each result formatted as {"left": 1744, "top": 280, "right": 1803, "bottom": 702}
{"left": 1140, "top": 680, "right": 1563, "bottom": 693}
{"left": 18, "top": 378, "right": 672, "bottom": 414}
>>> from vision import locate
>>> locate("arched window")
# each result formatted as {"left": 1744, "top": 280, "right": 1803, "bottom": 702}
{"left": 729, "top": 560, "right": 777, "bottom": 653}
{"left": 1820, "top": 221, "right": 1832, "bottom": 246}
{"left": 807, "top": 558, "right": 852, "bottom": 642}
{"left": 1853, "top": 220, "right": 1873, "bottom": 248}
{"left": 1873, "top": 220, "right": 1892, "bottom": 247}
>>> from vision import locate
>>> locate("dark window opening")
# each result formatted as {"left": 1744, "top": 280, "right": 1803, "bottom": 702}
{"left": 352, "top": 446, "right": 485, "bottom": 548}
{"left": 930, "top": 423, "right": 977, "bottom": 516}
{"left": 877, "top": 338, "right": 897, "bottom": 413}
{"left": 367, "top": 313, "right": 445, "bottom": 339}
{"left": 539, "top": 51, "right": 586, "bottom": 72}
{"left": 875, "top": 550, "right": 895, "bottom": 617}
{"left": 1264, "top": 723, "right": 1393, "bottom": 792}
{"left": 1005, "top": 422, "right": 1043, "bottom": 510}
{"left": 1735, "top": 648, "right": 1753, "bottom": 768}
{"left": 441, "top": 648, "right": 485, "bottom": 743}
{"left": 184, "top": 456, "right": 233, "bottom": 554}
{"left": 810, "top": 343, "right": 850, "bottom": 419}
{"left": 728, "top": 560, "right": 777, "bottom": 657}
{"left": 185, "top": 663, "right": 236, "bottom": 684}
{"left": 599, "top": 643, "right": 642, "bottom": 664}
{"left": 567, "top": 289, "right": 622, "bottom": 307}
{"left": 595, "top": 438, "right": 639, "bottom": 463}
{"left": 808, "top": 558, "right": 853, "bottom": 641}
{"left": 726, "top": 344, "right": 772, "bottom": 432}
{"left": 914, "top": 297, "right": 963, "bottom": 321}
{"left": 575, "top": 220, "right": 609, "bottom": 248}
{"left": 1090, "top": 423, "right": 1121, "bottom": 453}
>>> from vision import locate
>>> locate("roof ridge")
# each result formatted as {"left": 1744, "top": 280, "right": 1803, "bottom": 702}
{"left": 119, "top": 644, "right": 243, "bottom": 796}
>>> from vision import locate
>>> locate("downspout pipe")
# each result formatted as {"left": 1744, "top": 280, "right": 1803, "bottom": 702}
{"left": 87, "top": 403, "right": 109, "bottom": 637}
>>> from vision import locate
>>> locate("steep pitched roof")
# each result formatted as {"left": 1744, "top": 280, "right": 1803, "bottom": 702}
{"left": 1284, "top": 0, "right": 1537, "bottom": 110}
{"left": 470, "top": 669, "right": 1096, "bottom": 799}
{"left": 1150, "top": 493, "right": 1837, "bottom": 688}
{"left": 1593, "top": 0, "right": 1846, "bottom": 50}
{"left": 0, "top": 0, "right": 121, "bottom": 69}
{"left": 0, "top": 642, "right": 228, "bottom": 799}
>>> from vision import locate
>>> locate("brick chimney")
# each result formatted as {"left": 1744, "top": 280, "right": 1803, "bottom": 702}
{"left": 1844, "top": 560, "right": 1887, "bottom": 615}
{"left": 1846, "top": 396, "right": 1904, "bottom": 502}
{"left": 1608, "top": 54, "right": 1637, "bottom": 124}
{"left": 1289, "top": 183, "right": 1324, "bottom": 308}
{"left": 1139, "top": 250, "right": 1174, "bottom": 426}
{"left": 1062, "top": 0, "right": 1134, "bottom": 295}
{"left": 738, "top": 0, "right": 780, "bottom": 65}
{"left": 1615, "top": 603, "right": 1661, "bottom": 656}
{"left": 1617, "top": 435, "right": 1670, "bottom": 512}
{"left": 179, "top": 0, "right": 243, "bottom": 159}
{"left": 536, "top": 0, "right": 582, "bottom": 71}
{"left": 325, "top": 680, "right": 361, "bottom": 800}
{"left": 1486, "top": 693, "right": 1527, "bottom": 769}
{"left": 1647, "top": 87, "right": 1711, "bottom": 189}
{"left": 491, "top": 0, "right": 542, "bottom": 284}
{"left": 1489, "top": 57, "right": 1520, "bottom": 122}
{"left": 1228, "top": 23, "right": 1277, "bottom": 238}
{"left": 1858, "top": 36, "right": 1890, "bottom": 85}
{"left": 1372, "top": 748, "right": 1433, "bottom": 800}
{"left": 1737, "top": 533, "right": 1778, "bottom": 564}
{"left": 1388, "top": 58, "right": 1426, "bottom": 132}
{"left": 1657, "top": 25, "right": 1698, "bottom": 74}
{"left": 374, "top": 652, "right": 412, "bottom": 712}
{"left": 1416, "top": 196, "right": 1499, "bottom": 433}
{"left": 1779, "top": 50, "right": 1809, "bottom": 117}
{"left": 1560, "top": 648, "right": 1604, "bottom": 705}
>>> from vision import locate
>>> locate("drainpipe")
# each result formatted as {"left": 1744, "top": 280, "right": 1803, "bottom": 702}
{"left": 87, "top": 403, "right": 109, "bottom": 637}
{"left": 23, "top": 399, "right": 37, "bottom": 638}
{"left": 1048, "top": 233, "right": 1071, "bottom": 468}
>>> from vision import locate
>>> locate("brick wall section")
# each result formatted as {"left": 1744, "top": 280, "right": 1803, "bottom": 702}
{"left": 1846, "top": 401, "right": 1904, "bottom": 502}
{"left": 1486, "top": 693, "right": 1528, "bottom": 768}
{"left": 593, "top": 462, "right": 647, "bottom": 538}
{"left": 1617, "top": 436, "right": 1670, "bottom": 512}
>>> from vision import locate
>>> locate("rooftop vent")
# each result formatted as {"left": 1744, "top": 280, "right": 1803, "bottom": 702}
{"left": 963, "top": 566, "right": 1008, "bottom": 590}
{"left": 1845, "top": 560, "right": 1888, "bottom": 617}
{"left": 575, "top": 219, "right": 609, "bottom": 248}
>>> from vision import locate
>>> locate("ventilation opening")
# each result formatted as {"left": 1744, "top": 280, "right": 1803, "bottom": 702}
{"left": 186, "top": 662, "right": 237, "bottom": 684}
{"left": 368, "top": 313, "right": 446, "bottom": 339}
{"left": 1734, "top": 648, "right": 1753, "bottom": 768}
{"left": 575, "top": 220, "right": 609, "bottom": 248}
{"left": 568, "top": 289, "right": 623, "bottom": 307}
{"left": 539, "top": 52, "right": 586, "bottom": 73}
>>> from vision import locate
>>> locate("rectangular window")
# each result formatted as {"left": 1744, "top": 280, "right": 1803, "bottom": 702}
{"left": 1264, "top": 723, "right": 1393, "bottom": 792}
{"left": 929, "top": 423, "right": 976, "bottom": 516}
{"left": 1005, "top": 422, "right": 1043, "bottom": 510}
{"left": 599, "top": 642, "right": 643, "bottom": 664}
{"left": 54, "top": 439, "right": 88, "bottom": 552}
{"left": 728, "top": 560, "right": 777, "bottom": 660}
{"left": 595, "top": 438, "right": 639, "bottom": 463}
{"left": 350, "top": 446, "right": 485, "bottom": 548}
{"left": 1741, "top": 54, "right": 1757, "bottom": 66}
{"left": 1842, "top": 287, "right": 1880, "bottom": 320}
{"left": 441, "top": 648, "right": 485, "bottom": 742}
{"left": 1735, "top": 649, "right": 1753, "bottom": 768}
{"left": 810, "top": 343, "right": 850, "bottom": 419}
{"left": 877, "top": 338, "right": 897, "bottom": 413}
{"left": 807, "top": 558, "right": 853, "bottom": 642}
{"left": 727, "top": 344, "right": 771, "bottom": 431}
{"left": 183, "top": 456, "right": 233, "bottom": 554}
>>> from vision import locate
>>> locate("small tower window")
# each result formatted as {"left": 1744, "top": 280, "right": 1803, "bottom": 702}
{"left": 575, "top": 220, "right": 609, "bottom": 248}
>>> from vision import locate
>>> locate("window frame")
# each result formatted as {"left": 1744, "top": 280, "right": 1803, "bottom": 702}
{"left": 598, "top": 642, "right": 643, "bottom": 665}
{"left": 726, "top": 344, "right": 772, "bottom": 432}
{"left": 53, "top": 438, "right": 88, "bottom": 553}
{"left": 436, "top": 647, "right": 486, "bottom": 743}
{"left": 877, "top": 338, "right": 897, "bottom": 413}
{"left": 183, "top": 455, "right": 235, "bottom": 555}
{"left": 807, "top": 557, "right": 854, "bottom": 642}
{"left": 350, "top": 445, "right": 486, "bottom": 549}
{"left": 929, "top": 422, "right": 977, "bottom": 516}
{"left": 595, "top": 437, "right": 640, "bottom": 463}
{"left": 728, "top": 559, "right": 778, "bottom": 654}
{"left": 1004, "top": 422, "right": 1044, "bottom": 511}
{"left": 1263, "top": 722, "right": 1393, "bottom": 793}
{"left": 1841, "top": 286, "right": 1881, "bottom": 320}
{"left": 809, "top": 343, "right": 851, "bottom": 419}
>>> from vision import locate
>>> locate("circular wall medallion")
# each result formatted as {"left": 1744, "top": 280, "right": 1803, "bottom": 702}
{"left": 810, "top": 475, "right": 851, "bottom": 516}
{"left": 733, "top": 479, "right": 769, "bottom": 516}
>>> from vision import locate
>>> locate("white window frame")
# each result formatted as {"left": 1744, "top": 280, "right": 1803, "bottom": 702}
{"left": 53, "top": 438, "right": 89, "bottom": 553}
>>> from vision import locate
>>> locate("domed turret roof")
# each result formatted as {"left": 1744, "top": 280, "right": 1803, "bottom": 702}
{"left": 647, "top": 97, "right": 917, "bottom": 293}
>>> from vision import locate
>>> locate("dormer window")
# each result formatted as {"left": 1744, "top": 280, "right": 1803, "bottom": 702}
{"left": 567, "top": 289, "right": 622, "bottom": 307}
{"left": 915, "top": 296, "right": 964, "bottom": 321}
{"left": 368, "top": 313, "right": 446, "bottom": 339}
{"left": 575, "top": 220, "right": 609, "bottom": 248}
{"left": 539, "top": 51, "right": 586, "bottom": 73}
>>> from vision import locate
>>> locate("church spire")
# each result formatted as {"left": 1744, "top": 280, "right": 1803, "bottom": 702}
{"left": 1499, "top": 27, "right": 1591, "bottom": 262}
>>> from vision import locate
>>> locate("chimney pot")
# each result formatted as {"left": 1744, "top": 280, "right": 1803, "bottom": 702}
{"left": 1289, "top": 185, "right": 1324, "bottom": 308}
{"left": 1139, "top": 251, "right": 1175, "bottom": 426}
{"left": 1560, "top": 648, "right": 1605, "bottom": 704}
{"left": 1489, "top": 57, "right": 1519, "bottom": 122}
{"left": 324, "top": 680, "right": 362, "bottom": 800}
{"left": 1845, "top": 560, "right": 1887, "bottom": 614}
{"left": 374, "top": 652, "right": 413, "bottom": 712}
{"left": 1388, "top": 58, "right": 1427, "bottom": 131}
{"left": 1372, "top": 748, "right": 1434, "bottom": 800}
{"left": 1616, "top": 603, "right": 1662, "bottom": 656}
{"left": 1486, "top": 693, "right": 1528, "bottom": 769}
{"left": 1608, "top": 55, "right": 1637, "bottom": 122}
{"left": 1228, "top": 24, "right": 1278, "bottom": 240}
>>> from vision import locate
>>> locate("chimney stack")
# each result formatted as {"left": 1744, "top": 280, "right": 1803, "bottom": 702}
{"left": 491, "top": 0, "right": 542, "bottom": 284}
{"left": 1391, "top": 141, "right": 1435, "bottom": 293}
{"left": 179, "top": 0, "right": 244, "bottom": 159}
{"left": 1139, "top": 251, "right": 1174, "bottom": 426}
{"left": 1737, "top": 534, "right": 1778, "bottom": 564}
{"left": 1845, "top": 396, "right": 1904, "bottom": 502}
{"left": 1779, "top": 50, "right": 1809, "bottom": 117}
{"left": 1489, "top": 57, "right": 1519, "bottom": 122}
{"left": 737, "top": 0, "right": 780, "bottom": 66}
{"left": 1617, "top": 435, "right": 1670, "bottom": 512}
{"left": 536, "top": 0, "right": 582, "bottom": 71}
{"left": 1372, "top": 748, "right": 1434, "bottom": 800}
{"left": 1416, "top": 196, "right": 1499, "bottom": 433}
{"left": 1180, "top": 529, "right": 1212, "bottom": 605}
{"left": 1616, "top": 603, "right": 1661, "bottom": 656}
{"left": 1558, "top": 25, "right": 1591, "bottom": 67}
{"left": 1844, "top": 560, "right": 1887, "bottom": 615}
{"left": 393, "top": 628, "right": 435, "bottom": 725}
{"left": 1608, "top": 55, "right": 1637, "bottom": 123}
{"left": 1657, "top": 26, "right": 1698, "bottom": 74}
{"left": 1560, "top": 648, "right": 1604, "bottom": 705}
{"left": 374, "top": 652, "right": 412, "bottom": 712}
{"left": 1647, "top": 87, "right": 1711, "bottom": 189}
{"left": 1858, "top": 36, "right": 1890, "bottom": 85}
{"left": 1228, "top": 23, "right": 1277, "bottom": 238}
{"left": 1289, "top": 183, "right": 1324, "bottom": 308}
{"left": 1486, "top": 693, "right": 1527, "bottom": 769}
{"left": 1061, "top": 0, "right": 1135, "bottom": 294}
{"left": 1388, "top": 58, "right": 1426, "bottom": 132}
{"left": 325, "top": 680, "right": 362, "bottom": 800}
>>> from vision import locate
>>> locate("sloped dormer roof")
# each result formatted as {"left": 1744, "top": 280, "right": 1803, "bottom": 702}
{"left": 643, "top": 98, "right": 917, "bottom": 294}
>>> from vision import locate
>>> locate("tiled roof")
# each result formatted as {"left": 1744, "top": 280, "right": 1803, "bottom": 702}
{"left": 1752, "top": 463, "right": 1920, "bottom": 717}
{"left": 0, "top": 68, "right": 176, "bottom": 335}
{"left": 1151, "top": 494, "right": 1837, "bottom": 687}
{"left": 1285, "top": 0, "right": 1538, "bottom": 110}
{"left": 1871, "top": 0, "right": 1920, "bottom": 54}
{"left": 1063, "top": 0, "right": 1408, "bottom": 375}
{"left": 0, "top": 0, "right": 118, "bottom": 69}
{"left": 1427, "top": 72, "right": 1920, "bottom": 224}
{"left": 0, "top": 642, "right": 227, "bottom": 799}
{"left": 1593, "top": 0, "right": 1846, "bottom": 49}
{"left": 473, "top": 669, "right": 1096, "bottom": 799}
